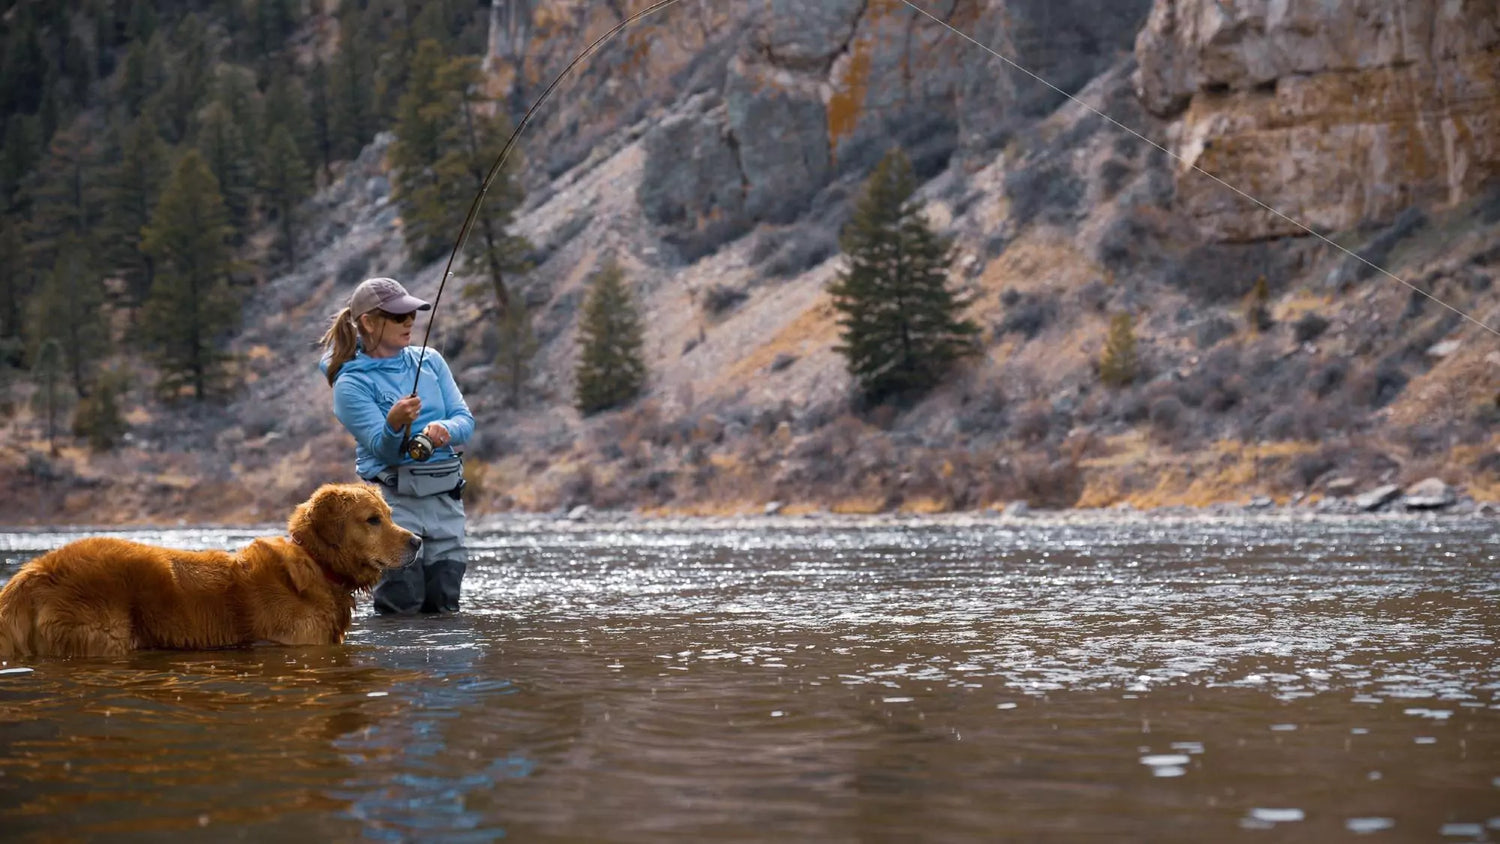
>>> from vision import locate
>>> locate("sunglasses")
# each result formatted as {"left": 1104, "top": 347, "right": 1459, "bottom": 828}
{"left": 376, "top": 310, "right": 417, "bottom": 324}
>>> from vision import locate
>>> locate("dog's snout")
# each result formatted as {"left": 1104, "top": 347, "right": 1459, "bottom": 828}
{"left": 406, "top": 535, "right": 422, "bottom": 551}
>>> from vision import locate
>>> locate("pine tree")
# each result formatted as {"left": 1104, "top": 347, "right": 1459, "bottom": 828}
{"left": 158, "top": 15, "right": 212, "bottom": 143}
{"left": 259, "top": 124, "right": 311, "bottom": 266}
{"left": 390, "top": 39, "right": 451, "bottom": 263}
{"left": 0, "top": 115, "right": 42, "bottom": 215}
{"left": 195, "top": 100, "right": 255, "bottom": 242}
{"left": 119, "top": 33, "right": 169, "bottom": 118}
{"left": 828, "top": 147, "right": 979, "bottom": 404}
{"left": 104, "top": 111, "right": 170, "bottom": 307}
{"left": 125, "top": 0, "right": 159, "bottom": 42}
{"left": 575, "top": 259, "right": 647, "bottom": 415}
{"left": 435, "top": 53, "right": 529, "bottom": 311}
{"left": 22, "top": 115, "right": 109, "bottom": 268}
{"left": 1099, "top": 312, "right": 1139, "bottom": 387}
{"left": 307, "top": 57, "right": 335, "bottom": 181}
{"left": 263, "top": 69, "right": 316, "bottom": 169}
{"left": 27, "top": 238, "right": 108, "bottom": 399}
{"left": 140, "top": 149, "right": 238, "bottom": 400}
{"left": 329, "top": 11, "right": 379, "bottom": 160}
{"left": 0, "top": 6, "right": 48, "bottom": 121}
{"left": 252, "top": 0, "right": 299, "bottom": 61}
{"left": 31, "top": 338, "right": 68, "bottom": 455}
{"left": 0, "top": 220, "right": 31, "bottom": 344}
{"left": 73, "top": 367, "right": 130, "bottom": 451}
{"left": 495, "top": 297, "right": 537, "bottom": 408}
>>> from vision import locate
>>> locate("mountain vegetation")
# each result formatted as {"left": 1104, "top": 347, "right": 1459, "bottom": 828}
{"left": 829, "top": 148, "right": 979, "bottom": 405}
{"left": 574, "top": 258, "right": 647, "bottom": 416}
{"left": 0, "top": 0, "right": 1497, "bottom": 524}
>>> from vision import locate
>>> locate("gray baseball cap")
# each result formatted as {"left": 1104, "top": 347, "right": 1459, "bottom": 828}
{"left": 349, "top": 277, "right": 432, "bottom": 316}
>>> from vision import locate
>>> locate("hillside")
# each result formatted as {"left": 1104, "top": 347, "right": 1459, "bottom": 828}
{"left": 2, "top": 0, "right": 1498, "bottom": 526}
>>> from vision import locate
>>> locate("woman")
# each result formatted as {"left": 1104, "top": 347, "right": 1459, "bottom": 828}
{"left": 319, "top": 277, "right": 475, "bottom": 614}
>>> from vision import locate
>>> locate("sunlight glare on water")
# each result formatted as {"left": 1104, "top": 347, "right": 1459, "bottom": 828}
{"left": 1, "top": 514, "right": 1497, "bottom": 842}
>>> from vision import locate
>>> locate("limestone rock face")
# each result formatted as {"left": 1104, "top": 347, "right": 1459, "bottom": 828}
{"left": 625, "top": 0, "right": 1149, "bottom": 254}
{"left": 1134, "top": 0, "right": 1500, "bottom": 242}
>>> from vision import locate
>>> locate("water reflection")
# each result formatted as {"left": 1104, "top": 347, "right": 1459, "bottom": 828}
{"left": 0, "top": 516, "right": 1497, "bottom": 841}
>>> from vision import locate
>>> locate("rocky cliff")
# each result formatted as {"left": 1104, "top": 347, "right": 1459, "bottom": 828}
{"left": 1135, "top": 0, "right": 1500, "bottom": 241}
{"left": 5, "top": 0, "right": 1498, "bottom": 526}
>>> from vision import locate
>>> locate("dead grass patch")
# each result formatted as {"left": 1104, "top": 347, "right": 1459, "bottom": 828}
{"left": 720, "top": 297, "right": 840, "bottom": 389}
{"left": 1078, "top": 435, "right": 1321, "bottom": 508}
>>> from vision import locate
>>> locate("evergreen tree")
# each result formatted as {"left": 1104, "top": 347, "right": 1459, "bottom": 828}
{"left": 118, "top": 33, "right": 168, "bottom": 116}
{"left": 329, "top": 11, "right": 379, "bottom": 159}
{"left": 263, "top": 69, "right": 316, "bottom": 169}
{"left": 1099, "top": 312, "right": 1139, "bottom": 387}
{"left": 157, "top": 15, "right": 212, "bottom": 143}
{"left": 0, "top": 222, "right": 32, "bottom": 344}
{"left": 0, "top": 334, "right": 24, "bottom": 417}
{"left": 31, "top": 338, "right": 68, "bottom": 455}
{"left": 195, "top": 100, "right": 256, "bottom": 242}
{"left": 0, "top": 5, "right": 48, "bottom": 120}
{"left": 575, "top": 259, "right": 646, "bottom": 415}
{"left": 0, "top": 114, "right": 42, "bottom": 215}
{"left": 438, "top": 54, "right": 529, "bottom": 312}
{"left": 391, "top": 45, "right": 528, "bottom": 303}
{"left": 73, "top": 367, "right": 130, "bottom": 451}
{"left": 390, "top": 39, "right": 450, "bottom": 263}
{"left": 307, "top": 57, "right": 335, "bottom": 181}
{"left": 21, "top": 115, "right": 108, "bottom": 272}
{"left": 828, "top": 147, "right": 978, "bottom": 404}
{"left": 104, "top": 111, "right": 170, "bottom": 307}
{"left": 27, "top": 238, "right": 109, "bottom": 399}
{"left": 125, "top": 0, "right": 159, "bottom": 42}
{"left": 210, "top": 64, "right": 264, "bottom": 144}
{"left": 140, "top": 149, "right": 238, "bottom": 400}
{"left": 62, "top": 29, "right": 97, "bottom": 108}
{"left": 252, "top": 0, "right": 299, "bottom": 62}
{"left": 259, "top": 124, "right": 311, "bottom": 266}
{"left": 495, "top": 297, "right": 537, "bottom": 408}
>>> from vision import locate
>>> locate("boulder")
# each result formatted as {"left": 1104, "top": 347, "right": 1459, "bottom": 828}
{"left": 1354, "top": 484, "right": 1402, "bottom": 511}
{"left": 1403, "top": 477, "right": 1456, "bottom": 511}
{"left": 1324, "top": 477, "right": 1358, "bottom": 497}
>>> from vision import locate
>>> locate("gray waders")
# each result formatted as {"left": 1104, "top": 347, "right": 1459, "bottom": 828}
{"left": 369, "top": 459, "right": 467, "bottom": 615}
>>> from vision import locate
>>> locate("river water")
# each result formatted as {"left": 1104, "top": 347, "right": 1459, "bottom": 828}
{"left": 0, "top": 514, "right": 1496, "bottom": 842}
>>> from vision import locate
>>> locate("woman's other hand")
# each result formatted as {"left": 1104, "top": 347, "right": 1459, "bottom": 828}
{"left": 422, "top": 422, "right": 451, "bottom": 448}
{"left": 386, "top": 396, "right": 422, "bottom": 430}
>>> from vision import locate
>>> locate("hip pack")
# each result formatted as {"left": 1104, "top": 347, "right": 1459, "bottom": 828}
{"left": 387, "top": 457, "right": 465, "bottom": 498}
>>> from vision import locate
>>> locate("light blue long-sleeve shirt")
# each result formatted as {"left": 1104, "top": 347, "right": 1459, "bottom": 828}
{"left": 322, "top": 346, "right": 475, "bottom": 479}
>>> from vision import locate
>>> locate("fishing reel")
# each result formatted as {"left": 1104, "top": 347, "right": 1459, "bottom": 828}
{"left": 404, "top": 432, "right": 435, "bottom": 461}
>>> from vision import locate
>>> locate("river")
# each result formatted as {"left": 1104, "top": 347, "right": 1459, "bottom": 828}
{"left": 1, "top": 513, "right": 1497, "bottom": 842}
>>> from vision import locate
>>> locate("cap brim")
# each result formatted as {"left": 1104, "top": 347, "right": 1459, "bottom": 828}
{"left": 382, "top": 294, "right": 432, "bottom": 314}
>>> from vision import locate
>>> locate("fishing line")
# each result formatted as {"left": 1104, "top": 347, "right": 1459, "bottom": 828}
{"left": 896, "top": 0, "right": 1500, "bottom": 340}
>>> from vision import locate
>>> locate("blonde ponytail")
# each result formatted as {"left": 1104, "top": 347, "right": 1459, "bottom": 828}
{"left": 319, "top": 307, "right": 360, "bottom": 386}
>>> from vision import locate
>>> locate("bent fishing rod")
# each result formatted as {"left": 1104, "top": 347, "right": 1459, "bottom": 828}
{"left": 399, "top": 0, "right": 686, "bottom": 459}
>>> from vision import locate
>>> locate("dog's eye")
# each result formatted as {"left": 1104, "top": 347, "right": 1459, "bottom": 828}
{"left": 366, "top": 515, "right": 381, "bottom": 525}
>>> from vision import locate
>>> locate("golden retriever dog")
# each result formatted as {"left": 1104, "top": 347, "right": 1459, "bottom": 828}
{"left": 0, "top": 483, "right": 419, "bottom": 659}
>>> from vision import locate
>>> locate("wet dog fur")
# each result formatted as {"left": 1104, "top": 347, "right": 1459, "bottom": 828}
{"left": 0, "top": 483, "right": 418, "bottom": 659}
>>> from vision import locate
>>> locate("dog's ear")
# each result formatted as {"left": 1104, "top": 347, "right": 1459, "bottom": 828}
{"left": 283, "top": 552, "right": 320, "bottom": 594}
{"left": 288, "top": 484, "right": 348, "bottom": 551}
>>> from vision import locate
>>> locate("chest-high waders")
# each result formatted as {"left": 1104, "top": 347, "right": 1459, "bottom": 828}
{"left": 366, "top": 457, "right": 467, "bottom": 614}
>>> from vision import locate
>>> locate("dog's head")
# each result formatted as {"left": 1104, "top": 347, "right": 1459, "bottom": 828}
{"left": 289, "top": 483, "right": 420, "bottom": 590}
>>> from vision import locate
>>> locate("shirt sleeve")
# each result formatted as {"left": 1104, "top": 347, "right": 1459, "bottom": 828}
{"left": 431, "top": 353, "right": 474, "bottom": 446}
{"left": 332, "top": 375, "right": 406, "bottom": 467}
